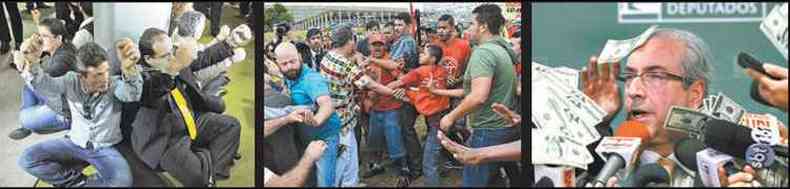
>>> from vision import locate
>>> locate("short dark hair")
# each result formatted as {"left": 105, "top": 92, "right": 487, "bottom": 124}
{"left": 395, "top": 12, "right": 411, "bottom": 25}
{"left": 425, "top": 44, "right": 443, "bottom": 65}
{"left": 384, "top": 21, "right": 394, "bottom": 28}
{"left": 472, "top": 4, "right": 505, "bottom": 35}
{"left": 331, "top": 24, "right": 354, "bottom": 49}
{"left": 75, "top": 42, "right": 107, "bottom": 74}
{"left": 39, "top": 18, "right": 71, "bottom": 41}
{"left": 138, "top": 28, "right": 167, "bottom": 59}
{"left": 365, "top": 20, "right": 380, "bottom": 31}
{"left": 438, "top": 14, "right": 455, "bottom": 27}
{"left": 306, "top": 28, "right": 321, "bottom": 39}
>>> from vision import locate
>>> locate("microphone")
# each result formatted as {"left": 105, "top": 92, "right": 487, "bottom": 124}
{"left": 591, "top": 121, "right": 651, "bottom": 187}
{"left": 702, "top": 119, "right": 782, "bottom": 168}
{"left": 697, "top": 148, "right": 741, "bottom": 187}
{"left": 616, "top": 138, "right": 700, "bottom": 187}
{"left": 534, "top": 165, "right": 575, "bottom": 187}
{"left": 622, "top": 163, "right": 670, "bottom": 187}
{"left": 675, "top": 138, "right": 740, "bottom": 187}
{"left": 675, "top": 138, "right": 705, "bottom": 170}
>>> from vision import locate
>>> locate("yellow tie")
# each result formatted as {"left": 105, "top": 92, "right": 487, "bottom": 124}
{"left": 171, "top": 87, "right": 198, "bottom": 140}
{"left": 657, "top": 157, "right": 676, "bottom": 184}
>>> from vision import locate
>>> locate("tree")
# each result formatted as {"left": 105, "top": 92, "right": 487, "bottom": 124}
{"left": 264, "top": 3, "right": 294, "bottom": 33}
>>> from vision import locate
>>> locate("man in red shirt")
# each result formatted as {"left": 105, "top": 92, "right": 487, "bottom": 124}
{"left": 434, "top": 14, "right": 471, "bottom": 87}
{"left": 360, "top": 34, "right": 409, "bottom": 180}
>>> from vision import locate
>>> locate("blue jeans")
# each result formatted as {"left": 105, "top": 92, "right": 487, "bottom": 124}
{"left": 422, "top": 114, "right": 444, "bottom": 186}
{"left": 462, "top": 127, "right": 517, "bottom": 186}
{"left": 315, "top": 133, "right": 338, "bottom": 187}
{"left": 334, "top": 129, "right": 359, "bottom": 187}
{"left": 367, "top": 110, "right": 405, "bottom": 160}
{"left": 20, "top": 85, "right": 69, "bottom": 133}
{"left": 17, "top": 137, "right": 132, "bottom": 187}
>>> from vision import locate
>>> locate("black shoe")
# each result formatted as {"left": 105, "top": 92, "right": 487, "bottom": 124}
{"left": 234, "top": 153, "right": 242, "bottom": 160}
{"left": 396, "top": 168, "right": 412, "bottom": 187}
{"left": 362, "top": 162, "right": 385, "bottom": 178}
{"left": 9, "top": 127, "right": 32, "bottom": 140}
{"left": 195, "top": 148, "right": 215, "bottom": 187}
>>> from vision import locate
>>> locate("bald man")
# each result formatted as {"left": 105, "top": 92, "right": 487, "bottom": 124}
{"left": 274, "top": 43, "right": 342, "bottom": 187}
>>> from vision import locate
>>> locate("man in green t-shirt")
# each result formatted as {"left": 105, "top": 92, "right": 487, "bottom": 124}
{"left": 438, "top": 4, "right": 520, "bottom": 187}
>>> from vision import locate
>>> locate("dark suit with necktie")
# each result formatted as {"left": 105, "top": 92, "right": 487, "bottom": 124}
{"left": 122, "top": 42, "right": 241, "bottom": 186}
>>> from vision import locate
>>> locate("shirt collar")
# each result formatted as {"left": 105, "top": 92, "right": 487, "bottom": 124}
{"left": 640, "top": 149, "right": 696, "bottom": 177}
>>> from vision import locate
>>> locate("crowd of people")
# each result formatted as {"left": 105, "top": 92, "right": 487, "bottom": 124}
{"left": 263, "top": 4, "right": 523, "bottom": 187}
{"left": 5, "top": 2, "right": 252, "bottom": 187}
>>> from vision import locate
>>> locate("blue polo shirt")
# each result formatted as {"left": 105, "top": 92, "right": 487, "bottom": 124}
{"left": 285, "top": 64, "right": 341, "bottom": 140}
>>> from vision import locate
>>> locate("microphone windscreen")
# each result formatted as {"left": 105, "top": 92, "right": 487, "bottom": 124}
{"left": 616, "top": 120, "right": 651, "bottom": 143}
{"left": 535, "top": 176, "right": 554, "bottom": 187}
{"left": 703, "top": 119, "right": 754, "bottom": 159}
{"left": 675, "top": 138, "right": 705, "bottom": 170}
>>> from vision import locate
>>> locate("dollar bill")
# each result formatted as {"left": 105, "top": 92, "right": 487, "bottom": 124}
{"left": 543, "top": 72, "right": 603, "bottom": 145}
{"left": 711, "top": 92, "right": 745, "bottom": 123}
{"left": 597, "top": 25, "right": 659, "bottom": 64}
{"left": 532, "top": 61, "right": 604, "bottom": 145}
{"left": 552, "top": 66, "right": 580, "bottom": 89}
{"left": 760, "top": 3, "right": 788, "bottom": 60}
{"left": 532, "top": 128, "right": 594, "bottom": 169}
{"left": 665, "top": 106, "right": 710, "bottom": 140}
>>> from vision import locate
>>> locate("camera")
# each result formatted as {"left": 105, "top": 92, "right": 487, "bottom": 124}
{"left": 275, "top": 23, "right": 290, "bottom": 37}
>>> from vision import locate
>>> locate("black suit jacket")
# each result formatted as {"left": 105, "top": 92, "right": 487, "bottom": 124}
{"left": 294, "top": 41, "right": 323, "bottom": 72}
{"left": 123, "top": 42, "right": 233, "bottom": 169}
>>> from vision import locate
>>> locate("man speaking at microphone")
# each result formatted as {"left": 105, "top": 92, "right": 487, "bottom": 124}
{"left": 582, "top": 28, "right": 787, "bottom": 187}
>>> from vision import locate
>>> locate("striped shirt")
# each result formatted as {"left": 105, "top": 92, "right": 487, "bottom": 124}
{"left": 318, "top": 51, "right": 371, "bottom": 135}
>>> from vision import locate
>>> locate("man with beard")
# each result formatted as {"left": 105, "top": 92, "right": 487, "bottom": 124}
{"left": 274, "top": 42, "right": 340, "bottom": 187}
{"left": 438, "top": 4, "right": 519, "bottom": 187}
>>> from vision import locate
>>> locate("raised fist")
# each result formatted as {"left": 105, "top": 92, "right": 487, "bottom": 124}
{"left": 215, "top": 25, "right": 231, "bottom": 42}
{"left": 226, "top": 24, "right": 252, "bottom": 48}
{"left": 115, "top": 38, "right": 141, "bottom": 76}
{"left": 20, "top": 34, "right": 44, "bottom": 64}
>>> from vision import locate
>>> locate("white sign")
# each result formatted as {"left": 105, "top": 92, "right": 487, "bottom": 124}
{"left": 619, "top": 3, "right": 779, "bottom": 24}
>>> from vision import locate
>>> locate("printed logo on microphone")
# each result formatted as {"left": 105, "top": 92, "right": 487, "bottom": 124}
{"left": 745, "top": 143, "right": 775, "bottom": 169}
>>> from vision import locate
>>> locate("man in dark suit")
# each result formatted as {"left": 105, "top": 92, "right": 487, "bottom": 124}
{"left": 294, "top": 28, "right": 324, "bottom": 73}
{"left": 122, "top": 27, "right": 247, "bottom": 186}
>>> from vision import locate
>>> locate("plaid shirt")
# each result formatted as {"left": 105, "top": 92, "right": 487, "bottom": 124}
{"left": 318, "top": 51, "right": 371, "bottom": 135}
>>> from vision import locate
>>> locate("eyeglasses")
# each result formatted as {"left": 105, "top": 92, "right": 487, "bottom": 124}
{"left": 151, "top": 51, "right": 173, "bottom": 60}
{"left": 617, "top": 71, "right": 686, "bottom": 88}
{"left": 37, "top": 33, "right": 55, "bottom": 39}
